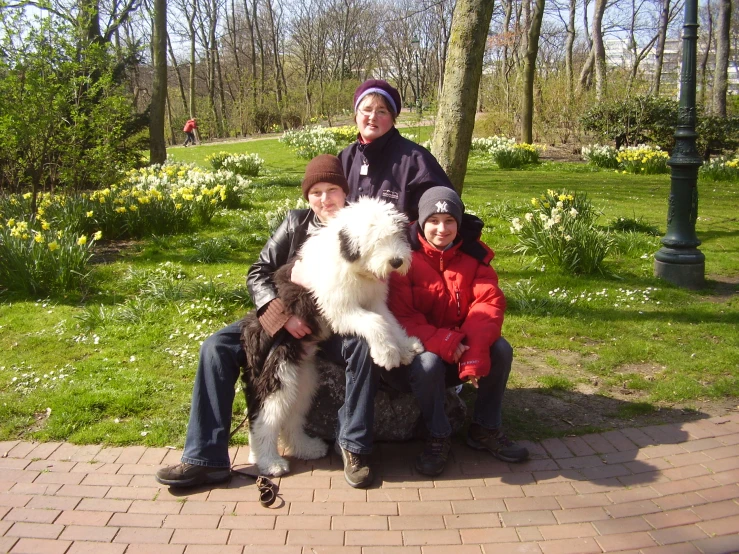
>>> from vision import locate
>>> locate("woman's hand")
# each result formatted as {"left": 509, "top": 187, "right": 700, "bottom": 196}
{"left": 452, "top": 343, "right": 470, "bottom": 363}
{"left": 284, "top": 315, "right": 312, "bottom": 339}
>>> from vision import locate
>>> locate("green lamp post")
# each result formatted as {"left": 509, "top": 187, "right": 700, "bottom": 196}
{"left": 653, "top": 0, "right": 705, "bottom": 289}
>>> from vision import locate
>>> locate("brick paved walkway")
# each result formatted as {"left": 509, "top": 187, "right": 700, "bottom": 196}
{"left": 1, "top": 414, "right": 738, "bottom": 554}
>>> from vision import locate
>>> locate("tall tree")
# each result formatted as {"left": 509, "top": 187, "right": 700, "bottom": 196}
{"left": 652, "top": 0, "right": 672, "bottom": 94}
{"left": 592, "top": 0, "right": 608, "bottom": 101}
{"left": 712, "top": 0, "right": 731, "bottom": 115}
{"left": 431, "top": 0, "right": 495, "bottom": 193}
{"left": 521, "top": 0, "right": 545, "bottom": 143}
{"left": 150, "top": 0, "right": 167, "bottom": 163}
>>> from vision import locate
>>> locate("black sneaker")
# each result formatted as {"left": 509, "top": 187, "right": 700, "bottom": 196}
{"left": 466, "top": 423, "right": 529, "bottom": 463}
{"left": 155, "top": 463, "right": 231, "bottom": 488}
{"left": 415, "top": 436, "right": 452, "bottom": 477}
{"left": 334, "top": 442, "right": 373, "bottom": 488}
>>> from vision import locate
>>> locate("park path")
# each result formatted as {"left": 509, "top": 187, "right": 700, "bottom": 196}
{"left": 1, "top": 413, "right": 738, "bottom": 554}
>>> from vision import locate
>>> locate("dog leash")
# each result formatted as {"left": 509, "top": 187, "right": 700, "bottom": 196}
{"left": 230, "top": 468, "right": 279, "bottom": 508}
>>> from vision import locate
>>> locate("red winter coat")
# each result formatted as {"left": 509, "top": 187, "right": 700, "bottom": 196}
{"left": 388, "top": 228, "right": 506, "bottom": 381}
{"left": 183, "top": 119, "right": 197, "bottom": 133}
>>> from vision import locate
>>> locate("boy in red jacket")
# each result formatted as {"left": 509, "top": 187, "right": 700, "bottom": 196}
{"left": 387, "top": 187, "right": 528, "bottom": 476}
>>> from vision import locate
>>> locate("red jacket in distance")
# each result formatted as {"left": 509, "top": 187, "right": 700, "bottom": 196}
{"left": 183, "top": 119, "right": 197, "bottom": 132}
{"left": 388, "top": 230, "right": 506, "bottom": 381}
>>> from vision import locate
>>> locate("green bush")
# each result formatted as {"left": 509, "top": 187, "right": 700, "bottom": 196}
{"left": 206, "top": 152, "right": 264, "bottom": 178}
{"left": 0, "top": 13, "right": 147, "bottom": 195}
{"left": 279, "top": 127, "right": 342, "bottom": 159}
{"left": 581, "top": 95, "right": 678, "bottom": 150}
{"left": 582, "top": 144, "right": 620, "bottom": 169}
{"left": 696, "top": 116, "right": 739, "bottom": 160}
{"left": 510, "top": 189, "right": 612, "bottom": 274}
{"left": 0, "top": 216, "right": 102, "bottom": 294}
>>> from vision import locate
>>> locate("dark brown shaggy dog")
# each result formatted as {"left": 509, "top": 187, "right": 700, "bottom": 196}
{"left": 239, "top": 261, "right": 331, "bottom": 476}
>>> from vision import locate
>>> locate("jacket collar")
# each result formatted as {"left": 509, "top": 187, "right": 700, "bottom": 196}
{"left": 357, "top": 127, "right": 399, "bottom": 160}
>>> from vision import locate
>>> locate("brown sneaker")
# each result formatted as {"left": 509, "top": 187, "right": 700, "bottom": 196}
{"left": 466, "top": 423, "right": 529, "bottom": 463}
{"left": 155, "top": 463, "right": 231, "bottom": 488}
{"left": 334, "top": 442, "right": 373, "bottom": 488}
{"left": 415, "top": 436, "right": 452, "bottom": 476}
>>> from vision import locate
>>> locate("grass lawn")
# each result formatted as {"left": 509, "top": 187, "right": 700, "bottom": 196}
{"left": 0, "top": 137, "right": 737, "bottom": 445}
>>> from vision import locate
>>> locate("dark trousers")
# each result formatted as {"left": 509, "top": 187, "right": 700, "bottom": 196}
{"left": 181, "top": 323, "right": 379, "bottom": 467}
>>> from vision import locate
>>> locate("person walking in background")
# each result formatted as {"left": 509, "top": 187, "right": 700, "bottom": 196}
{"left": 183, "top": 117, "right": 197, "bottom": 146}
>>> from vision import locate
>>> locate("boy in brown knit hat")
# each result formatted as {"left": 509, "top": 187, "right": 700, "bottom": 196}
{"left": 156, "top": 154, "right": 348, "bottom": 488}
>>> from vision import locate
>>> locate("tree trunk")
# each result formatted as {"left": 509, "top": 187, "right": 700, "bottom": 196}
{"left": 167, "top": 34, "right": 189, "bottom": 113}
{"left": 149, "top": 0, "right": 167, "bottom": 164}
{"left": 565, "top": 0, "right": 576, "bottom": 101}
{"left": 712, "top": 0, "right": 731, "bottom": 116}
{"left": 430, "top": 0, "right": 495, "bottom": 193}
{"left": 592, "top": 0, "right": 608, "bottom": 101}
{"left": 521, "top": 0, "right": 545, "bottom": 144}
{"left": 652, "top": 0, "right": 671, "bottom": 95}
{"left": 699, "top": 0, "right": 713, "bottom": 108}
{"left": 188, "top": 0, "right": 197, "bottom": 117}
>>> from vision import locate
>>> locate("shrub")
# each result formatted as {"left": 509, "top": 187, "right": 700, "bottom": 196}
{"left": 279, "top": 126, "right": 356, "bottom": 159}
{"left": 206, "top": 152, "right": 264, "bottom": 178}
{"left": 510, "top": 189, "right": 612, "bottom": 274}
{"left": 471, "top": 136, "right": 515, "bottom": 152}
{"left": 473, "top": 136, "right": 542, "bottom": 168}
{"left": 699, "top": 156, "right": 739, "bottom": 182}
{"left": 616, "top": 144, "right": 670, "bottom": 174}
{"left": 696, "top": 116, "right": 739, "bottom": 160}
{"left": 581, "top": 95, "right": 678, "bottom": 150}
{"left": 0, "top": 216, "right": 102, "bottom": 294}
{"left": 582, "top": 144, "right": 620, "bottom": 169}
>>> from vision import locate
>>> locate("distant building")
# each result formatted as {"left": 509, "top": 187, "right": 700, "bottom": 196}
{"left": 603, "top": 37, "right": 738, "bottom": 96}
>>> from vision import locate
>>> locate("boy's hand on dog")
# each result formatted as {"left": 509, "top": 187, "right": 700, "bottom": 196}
{"left": 284, "top": 316, "right": 312, "bottom": 339}
{"left": 452, "top": 343, "right": 470, "bottom": 363}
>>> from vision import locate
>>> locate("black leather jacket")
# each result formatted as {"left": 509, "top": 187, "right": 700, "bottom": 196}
{"left": 246, "top": 209, "right": 322, "bottom": 313}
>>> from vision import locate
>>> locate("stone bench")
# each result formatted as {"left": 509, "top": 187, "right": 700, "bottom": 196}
{"left": 304, "top": 356, "right": 467, "bottom": 441}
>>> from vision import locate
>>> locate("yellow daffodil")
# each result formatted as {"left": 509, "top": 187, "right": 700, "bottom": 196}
{"left": 48, "top": 241, "right": 59, "bottom": 251}
{"left": 86, "top": 211, "right": 94, "bottom": 217}
{"left": 41, "top": 220, "right": 50, "bottom": 230}
{"left": 77, "top": 235, "right": 87, "bottom": 245}
{"left": 94, "top": 231, "right": 103, "bottom": 240}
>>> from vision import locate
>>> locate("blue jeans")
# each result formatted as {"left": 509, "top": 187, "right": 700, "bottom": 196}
{"left": 181, "top": 323, "right": 379, "bottom": 467}
{"left": 381, "top": 337, "right": 514, "bottom": 438}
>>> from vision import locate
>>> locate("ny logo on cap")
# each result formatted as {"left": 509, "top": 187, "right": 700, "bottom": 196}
{"left": 435, "top": 200, "right": 449, "bottom": 212}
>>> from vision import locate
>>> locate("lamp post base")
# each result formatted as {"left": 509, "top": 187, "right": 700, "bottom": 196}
{"left": 654, "top": 259, "right": 705, "bottom": 289}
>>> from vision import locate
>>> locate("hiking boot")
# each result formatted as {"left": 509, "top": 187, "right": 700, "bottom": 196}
{"left": 155, "top": 463, "right": 231, "bottom": 488}
{"left": 466, "top": 423, "right": 529, "bottom": 463}
{"left": 415, "top": 436, "right": 452, "bottom": 477}
{"left": 334, "top": 442, "right": 373, "bottom": 488}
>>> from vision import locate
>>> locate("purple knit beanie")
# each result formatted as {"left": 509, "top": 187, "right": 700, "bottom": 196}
{"left": 353, "top": 79, "right": 402, "bottom": 116}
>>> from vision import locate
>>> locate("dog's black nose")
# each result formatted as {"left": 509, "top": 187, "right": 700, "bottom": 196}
{"left": 390, "top": 258, "right": 403, "bottom": 269}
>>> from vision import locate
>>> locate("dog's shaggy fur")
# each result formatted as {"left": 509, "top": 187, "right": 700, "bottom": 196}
{"left": 240, "top": 198, "right": 423, "bottom": 476}
{"left": 240, "top": 261, "right": 331, "bottom": 477}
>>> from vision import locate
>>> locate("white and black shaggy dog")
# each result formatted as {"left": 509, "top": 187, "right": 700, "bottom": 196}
{"left": 240, "top": 197, "right": 424, "bottom": 476}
